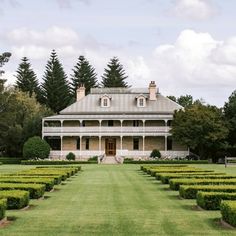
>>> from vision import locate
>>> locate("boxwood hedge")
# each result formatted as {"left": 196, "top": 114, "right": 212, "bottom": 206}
{"left": 0, "top": 183, "right": 45, "bottom": 199}
{"left": 179, "top": 185, "right": 236, "bottom": 199}
{"left": 220, "top": 201, "right": 236, "bottom": 227}
{"left": 0, "top": 199, "right": 7, "bottom": 220}
{"left": 197, "top": 192, "right": 236, "bottom": 210}
{"left": 0, "top": 190, "right": 29, "bottom": 209}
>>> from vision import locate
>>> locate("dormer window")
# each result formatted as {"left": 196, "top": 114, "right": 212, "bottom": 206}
{"left": 100, "top": 94, "right": 111, "bottom": 107}
{"left": 136, "top": 94, "right": 147, "bottom": 107}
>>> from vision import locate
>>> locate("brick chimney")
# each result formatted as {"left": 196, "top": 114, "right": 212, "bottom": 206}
{"left": 76, "top": 84, "right": 85, "bottom": 102}
{"left": 149, "top": 81, "right": 157, "bottom": 101}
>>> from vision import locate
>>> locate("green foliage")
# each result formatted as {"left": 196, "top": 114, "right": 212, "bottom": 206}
{"left": 23, "top": 136, "right": 50, "bottom": 160}
{"left": 0, "top": 183, "right": 45, "bottom": 199}
{"left": 71, "top": 55, "right": 98, "bottom": 96}
{"left": 150, "top": 149, "right": 161, "bottom": 158}
{"left": 167, "top": 94, "right": 193, "bottom": 108}
{"left": 124, "top": 160, "right": 208, "bottom": 164}
{"left": 0, "top": 190, "right": 29, "bottom": 209}
{"left": 179, "top": 185, "right": 236, "bottom": 199}
{"left": 197, "top": 191, "right": 236, "bottom": 210}
{"left": 0, "top": 158, "right": 24, "bottom": 164}
{"left": 66, "top": 152, "right": 76, "bottom": 161}
{"left": 0, "top": 198, "right": 7, "bottom": 220}
{"left": 101, "top": 57, "right": 129, "bottom": 87}
{"left": 171, "top": 103, "right": 228, "bottom": 159}
{"left": 220, "top": 201, "right": 236, "bottom": 227}
{"left": 21, "top": 160, "right": 84, "bottom": 165}
{"left": 15, "top": 57, "right": 41, "bottom": 99}
{"left": 41, "top": 50, "right": 72, "bottom": 113}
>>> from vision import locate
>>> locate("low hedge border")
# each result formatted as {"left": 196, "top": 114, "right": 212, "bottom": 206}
{"left": 14, "top": 173, "right": 68, "bottom": 181}
{"left": 179, "top": 185, "right": 236, "bottom": 199}
{"left": 159, "top": 173, "right": 227, "bottom": 184}
{"left": 0, "top": 190, "right": 29, "bottom": 209}
{"left": 170, "top": 178, "right": 236, "bottom": 191}
{"left": 197, "top": 191, "right": 236, "bottom": 210}
{"left": 220, "top": 201, "right": 236, "bottom": 227}
{"left": 36, "top": 166, "right": 81, "bottom": 172}
{"left": 126, "top": 160, "right": 208, "bottom": 164}
{"left": 148, "top": 168, "right": 208, "bottom": 176}
{"left": 21, "top": 160, "right": 96, "bottom": 165}
{"left": 0, "top": 158, "right": 25, "bottom": 164}
{"left": 0, "top": 199, "right": 7, "bottom": 220}
{"left": 0, "top": 183, "right": 45, "bottom": 199}
{"left": 140, "top": 164, "right": 188, "bottom": 171}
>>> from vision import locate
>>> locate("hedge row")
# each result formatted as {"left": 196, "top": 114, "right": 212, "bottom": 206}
{"left": 0, "top": 190, "right": 29, "bottom": 209}
{"left": 197, "top": 192, "right": 236, "bottom": 210}
{"left": 220, "top": 201, "right": 236, "bottom": 227}
{"left": 0, "top": 178, "right": 54, "bottom": 192}
{"left": 0, "top": 158, "right": 24, "bottom": 164}
{"left": 0, "top": 199, "right": 7, "bottom": 220}
{"left": 140, "top": 164, "right": 188, "bottom": 171}
{"left": 179, "top": 185, "right": 236, "bottom": 199}
{"left": 170, "top": 178, "right": 236, "bottom": 191}
{"left": 159, "top": 173, "right": 227, "bottom": 184}
{"left": 21, "top": 160, "right": 96, "bottom": 165}
{"left": 0, "top": 183, "right": 45, "bottom": 199}
{"left": 36, "top": 166, "right": 81, "bottom": 172}
{"left": 126, "top": 160, "right": 208, "bottom": 164}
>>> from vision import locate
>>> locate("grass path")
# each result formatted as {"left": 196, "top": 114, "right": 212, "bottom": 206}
{"left": 0, "top": 164, "right": 235, "bottom": 236}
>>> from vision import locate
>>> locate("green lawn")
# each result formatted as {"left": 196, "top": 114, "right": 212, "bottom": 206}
{"left": 0, "top": 164, "right": 235, "bottom": 236}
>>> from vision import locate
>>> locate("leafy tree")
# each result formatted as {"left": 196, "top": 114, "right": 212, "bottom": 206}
{"left": 71, "top": 56, "right": 98, "bottom": 96}
{"left": 167, "top": 96, "right": 177, "bottom": 102}
{"left": 177, "top": 95, "right": 193, "bottom": 108}
{"left": 224, "top": 90, "right": 236, "bottom": 146}
{"left": 101, "top": 57, "right": 129, "bottom": 87}
{"left": 171, "top": 104, "right": 228, "bottom": 159}
{"left": 41, "top": 50, "right": 71, "bottom": 113}
{"left": 15, "top": 57, "right": 40, "bottom": 99}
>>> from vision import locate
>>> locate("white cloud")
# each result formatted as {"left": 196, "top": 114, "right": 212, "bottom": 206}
{"left": 56, "top": 0, "right": 91, "bottom": 8}
{"left": 171, "top": 0, "right": 217, "bottom": 20}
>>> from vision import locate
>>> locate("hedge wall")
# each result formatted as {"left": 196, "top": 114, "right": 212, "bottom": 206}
{"left": 179, "top": 185, "right": 236, "bottom": 199}
{"left": 0, "top": 190, "right": 29, "bottom": 209}
{"left": 21, "top": 160, "right": 96, "bottom": 165}
{"left": 0, "top": 158, "right": 24, "bottom": 164}
{"left": 126, "top": 160, "right": 208, "bottom": 164}
{"left": 0, "top": 199, "right": 7, "bottom": 220}
{"left": 220, "top": 201, "right": 236, "bottom": 227}
{"left": 197, "top": 191, "right": 236, "bottom": 210}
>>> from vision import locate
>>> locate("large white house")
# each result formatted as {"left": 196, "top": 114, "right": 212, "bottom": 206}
{"left": 42, "top": 81, "right": 189, "bottom": 161}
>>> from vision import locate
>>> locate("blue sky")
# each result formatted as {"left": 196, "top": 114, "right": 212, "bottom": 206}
{"left": 1, "top": 0, "right": 236, "bottom": 107}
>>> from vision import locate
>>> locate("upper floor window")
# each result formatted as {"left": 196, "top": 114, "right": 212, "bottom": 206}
{"left": 108, "top": 120, "right": 114, "bottom": 127}
{"left": 100, "top": 94, "right": 111, "bottom": 107}
{"left": 103, "top": 98, "right": 108, "bottom": 107}
{"left": 136, "top": 94, "right": 146, "bottom": 107}
{"left": 139, "top": 98, "right": 144, "bottom": 107}
{"left": 133, "top": 120, "right": 139, "bottom": 127}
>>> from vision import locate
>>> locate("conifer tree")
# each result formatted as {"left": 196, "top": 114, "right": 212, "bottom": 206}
{"left": 41, "top": 50, "right": 71, "bottom": 113}
{"left": 101, "top": 57, "right": 129, "bottom": 88}
{"left": 15, "top": 57, "right": 40, "bottom": 98}
{"left": 71, "top": 55, "right": 98, "bottom": 96}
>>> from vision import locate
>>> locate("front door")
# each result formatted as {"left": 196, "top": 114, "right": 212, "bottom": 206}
{"left": 105, "top": 138, "right": 116, "bottom": 156}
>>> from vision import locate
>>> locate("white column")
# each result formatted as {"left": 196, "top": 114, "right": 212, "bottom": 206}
{"left": 142, "top": 136, "right": 145, "bottom": 156}
{"left": 80, "top": 136, "right": 82, "bottom": 158}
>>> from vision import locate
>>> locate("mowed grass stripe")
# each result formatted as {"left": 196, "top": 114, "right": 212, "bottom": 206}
{"left": 0, "top": 164, "right": 235, "bottom": 236}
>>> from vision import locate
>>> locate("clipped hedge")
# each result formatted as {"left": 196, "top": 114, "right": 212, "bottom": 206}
{"left": 0, "top": 199, "right": 7, "bottom": 220}
{"left": 197, "top": 192, "right": 236, "bottom": 210}
{"left": 0, "top": 178, "right": 54, "bottom": 192}
{"left": 0, "top": 158, "right": 24, "bottom": 164}
{"left": 221, "top": 201, "right": 236, "bottom": 227}
{"left": 0, "top": 183, "right": 45, "bottom": 199}
{"left": 170, "top": 178, "right": 236, "bottom": 191}
{"left": 0, "top": 162, "right": 2, "bottom": 165}
{"left": 179, "top": 185, "right": 236, "bottom": 199}
{"left": 14, "top": 172, "right": 68, "bottom": 181}
{"left": 36, "top": 166, "right": 81, "bottom": 172}
{"left": 0, "top": 190, "right": 29, "bottom": 209}
{"left": 160, "top": 173, "right": 226, "bottom": 184}
{"left": 125, "top": 160, "right": 208, "bottom": 164}
{"left": 22, "top": 160, "right": 95, "bottom": 165}
{"left": 140, "top": 164, "right": 188, "bottom": 171}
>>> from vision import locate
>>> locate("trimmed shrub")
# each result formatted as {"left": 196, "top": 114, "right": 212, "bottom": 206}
{"left": 220, "top": 201, "right": 236, "bottom": 227}
{"left": 66, "top": 152, "right": 75, "bottom": 161}
{"left": 0, "top": 199, "right": 7, "bottom": 220}
{"left": 22, "top": 160, "right": 90, "bottom": 165}
{"left": 23, "top": 136, "right": 50, "bottom": 160}
{"left": 179, "top": 185, "right": 236, "bottom": 199}
{"left": 197, "top": 192, "right": 236, "bottom": 210}
{"left": 0, "top": 183, "right": 45, "bottom": 199}
{"left": 0, "top": 190, "right": 29, "bottom": 209}
{"left": 150, "top": 149, "right": 161, "bottom": 158}
{"left": 36, "top": 166, "right": 81, "bottom": 172}
{"left": 0, "top": 158, "right": 24, "bottom": 164}
{"left": 125, "top": 160, "right": 208, "bottom": 164}
{"left": 170, "top": 178, "right": 236, "bottom": 191}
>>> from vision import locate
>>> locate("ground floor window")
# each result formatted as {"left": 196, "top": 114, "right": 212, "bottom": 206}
{"left": 133, "top": 137, "right": 139, "bottom": 150}
{"left": 86, "top": 138, "right": 89, "bottom": 150}
{"left": 167, "top": 137, "right": 172, "bottom": 150}
{"left": 45, "top": 137, "right": 61, "bottom": 150}
{"left": 76, "top": 137, "right": 80, "bottom": 150}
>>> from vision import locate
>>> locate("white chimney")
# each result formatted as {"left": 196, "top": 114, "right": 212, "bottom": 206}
{"left": 76, "top": 84, "right": 85, "bottom": 102}
{"left": 149, "top": 81, "right": 157, "bottom": 101}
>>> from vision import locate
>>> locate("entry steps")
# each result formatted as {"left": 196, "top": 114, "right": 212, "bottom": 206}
{"left": 101, "top": 156, "right": 119, "bottom": 164}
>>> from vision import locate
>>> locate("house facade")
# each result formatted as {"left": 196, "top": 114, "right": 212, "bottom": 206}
{"left": 42, "top": 81, "right": 189, "bottom": 160}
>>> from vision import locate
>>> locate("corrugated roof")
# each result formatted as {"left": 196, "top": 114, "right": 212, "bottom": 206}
{"left": 59, "top": 92, "right": 182, "bottom": 115}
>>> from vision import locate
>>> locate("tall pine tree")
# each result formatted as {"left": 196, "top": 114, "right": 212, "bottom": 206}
{"left": 101, "top": 57, "right": 129, "bottom": 88}
{"left": 15, "top": 57, "right": 40, "bottom": 98}
{"left": 41, "top": 50, "right": 71, "bottom": 113}
{"left": 71, "top": 56, "right": 98, "bottom": 96}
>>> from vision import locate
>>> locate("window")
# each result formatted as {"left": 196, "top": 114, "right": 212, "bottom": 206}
{"left": 76, "top": 137, "right": 80, "bottom": 150}
{"left": 86, "top": 138, "right": 89, "bottom": 150}
{"left": 139, "top": 98, "right": 144, "bottom": 107}
{"left": 103, "top": 98, "right": 108, "bottom": 107}
{"left": 108, "top": 120, "right": 114, "bottom": 127}
{"left": 133, "top": 138, "right": 139, "bottom": 150}
{"left": 82, "top": 121, "right": 85, "bottom": 127}
{"left": 167, "top": 137, "right": 172, "bottom": 150}
{"left": 133, "top": 120, "right": 139, "bottom": 127}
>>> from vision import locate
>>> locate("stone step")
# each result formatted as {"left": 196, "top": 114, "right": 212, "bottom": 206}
{"left": 101, "top": 156, "right": 118, "bottom": 164}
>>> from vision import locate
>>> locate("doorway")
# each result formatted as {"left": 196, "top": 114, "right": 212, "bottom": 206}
{"left": 105, "top": 138, "right": 116, "bottom": 156}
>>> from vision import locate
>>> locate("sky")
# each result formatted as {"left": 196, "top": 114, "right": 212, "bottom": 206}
{"left": 1, "top": 0, "right": 236, "bottom": 107}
